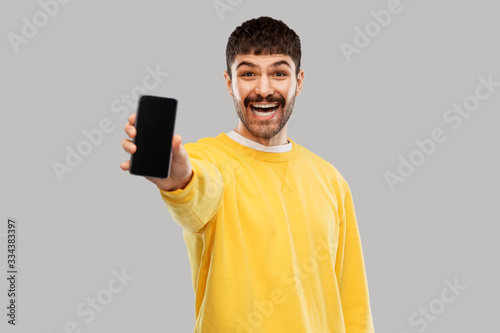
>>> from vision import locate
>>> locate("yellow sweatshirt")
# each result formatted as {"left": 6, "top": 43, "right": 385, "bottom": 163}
{"left": 159, "top": 132, "right": 375, "bottom": 333}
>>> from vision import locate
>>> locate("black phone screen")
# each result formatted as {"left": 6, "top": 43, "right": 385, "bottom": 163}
{"left": 129, "top": 95, "right": 177, "bottom": 178}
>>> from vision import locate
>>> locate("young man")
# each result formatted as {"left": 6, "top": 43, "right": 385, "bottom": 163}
{"left": 121, "top": 16, "right": 375, "bottom": 333}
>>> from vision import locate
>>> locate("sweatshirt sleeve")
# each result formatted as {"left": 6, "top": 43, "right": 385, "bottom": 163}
{"left": 158, "top": 148, "right": 224, "bottom": 233}
{"left": 335, "top": 181, "right": 375, "bottom": 332}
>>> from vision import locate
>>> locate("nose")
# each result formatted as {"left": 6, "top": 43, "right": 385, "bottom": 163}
{"left": 255, "top": 74, "right": 274, "bottom": 97}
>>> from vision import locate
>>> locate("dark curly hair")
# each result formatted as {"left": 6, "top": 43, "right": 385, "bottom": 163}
{"left": 225, "top": 16, "right": 302, "bottom": 79}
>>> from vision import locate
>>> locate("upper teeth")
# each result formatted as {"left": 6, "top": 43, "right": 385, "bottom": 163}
{"left": 252, "top": 103, "right": 278, "bottom": 108}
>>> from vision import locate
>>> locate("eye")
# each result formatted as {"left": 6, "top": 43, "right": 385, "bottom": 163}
{"left": 275, "top": 72, "right": 287, "bottom": 77}
{"left": 241, "top": 72, "right": 254, "bottom": 77}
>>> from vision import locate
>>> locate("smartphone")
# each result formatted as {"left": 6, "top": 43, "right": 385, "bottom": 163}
{"left": 129, "top": 95, "right": 177, "bottom": 179}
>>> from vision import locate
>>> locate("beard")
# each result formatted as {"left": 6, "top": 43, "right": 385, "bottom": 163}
{"left": 232, "top": 86, "right": 296, "bottom": 140}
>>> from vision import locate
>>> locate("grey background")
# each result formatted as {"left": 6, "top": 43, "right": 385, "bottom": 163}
{"left": 1, "top": 0, "right": 499, "bottom": 332}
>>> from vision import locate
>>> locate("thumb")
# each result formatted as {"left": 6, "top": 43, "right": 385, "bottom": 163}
{"left": 172, "top": 135, "right": 181, "bottom": 154}
{"left": 172, "top": 135, "right": 186, "bottom": 159}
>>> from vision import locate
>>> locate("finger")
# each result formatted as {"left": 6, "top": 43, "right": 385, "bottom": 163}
{"left": 121, "top": 138, "right": 137, "bottom": 154}
{"left": 120, "top": 160, "right": 130, "bottom": 171}
{"left": 128, "top": 113, "right": 136, "bottom": 126}
{"left": 124, "top": 122, "right": 136, "bottom": 138}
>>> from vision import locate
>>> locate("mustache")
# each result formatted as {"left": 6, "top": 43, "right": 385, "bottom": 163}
{"left": 244, "top": 95, "right": 285, "bottom": 108}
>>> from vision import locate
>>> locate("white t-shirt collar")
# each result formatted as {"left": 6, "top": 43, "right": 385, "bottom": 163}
{"left": 226, "top": 130, "right": 292, "bottom": 153}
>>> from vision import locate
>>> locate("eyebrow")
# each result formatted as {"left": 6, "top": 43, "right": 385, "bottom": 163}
{"left": 236, "top": 60, "right": 292, "bottom": 71}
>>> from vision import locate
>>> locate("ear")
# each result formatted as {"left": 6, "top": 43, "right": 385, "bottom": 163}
{"left": 295, "top": 69, "right": 304, "bottom": 97}
{"left": 223, "top": 70, "right": 233, "bottom": 98}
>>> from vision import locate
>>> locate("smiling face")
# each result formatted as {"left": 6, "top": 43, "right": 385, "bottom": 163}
{"left": 224, "top": 53, "right": 304, "bottom": 146}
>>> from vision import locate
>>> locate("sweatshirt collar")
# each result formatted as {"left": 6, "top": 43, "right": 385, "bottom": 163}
{"left": 226, "top": 130, "right": 292, "bottom": 153}
{"left": 217, "top": 131, "right": 299, "bottom": 162}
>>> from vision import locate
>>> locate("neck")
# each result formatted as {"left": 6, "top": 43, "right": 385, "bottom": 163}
{"left": 233, "top": 124, "right": 289, "bottom": 147}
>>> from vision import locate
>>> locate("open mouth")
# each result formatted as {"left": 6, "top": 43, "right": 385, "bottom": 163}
{"left": 250, "top": 103, "right": 280, "bottom": 117}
